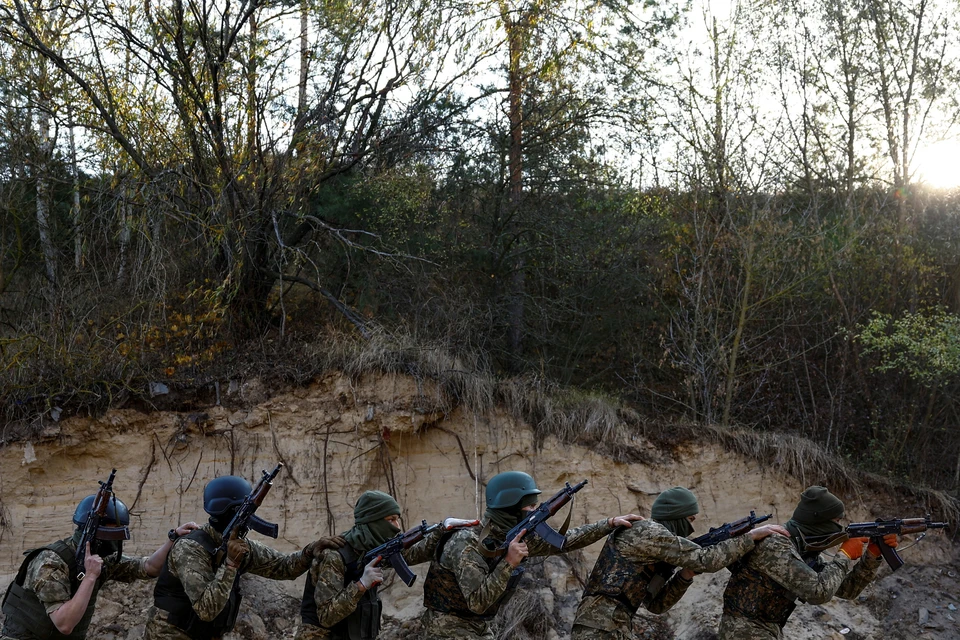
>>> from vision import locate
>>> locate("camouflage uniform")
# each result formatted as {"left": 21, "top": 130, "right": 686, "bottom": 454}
{"left": 294, "top": 528, "right": 442, "bottom": 639}
{"left": 570, "top": 520, "right": 757, "bottom": 639}
{"left": 718, "top": 534, "right": 882, "bottom": 640}
{"left": 0, "top": 537, "right": 149, "bottom": 640}
{"left": 143, "top": 523, "right": 312, "bottom": 640}
{"left": 420, "top": 518, "right": 614, "bottom": 640}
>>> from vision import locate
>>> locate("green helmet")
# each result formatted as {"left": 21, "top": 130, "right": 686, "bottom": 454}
{"left": 486, "top": 471, "right": 541, "bottom": 509}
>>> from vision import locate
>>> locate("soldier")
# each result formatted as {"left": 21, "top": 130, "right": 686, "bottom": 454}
{"left": 296, "top": 489, "right": 452, "bottom": 639}
{"left": 1, "top": 493, "right": 199, "bottom": 640}
{"left": 718, "top": 485, "right": 898, "bottom": 639}
{"left": 419, "top": 470, "right": 643, "bottom": 640}
{"left": 143, "top": 475, "right": 343, "bottom": 640}
{"left": 571, "top": 486, "right": 790, "bottom": 639}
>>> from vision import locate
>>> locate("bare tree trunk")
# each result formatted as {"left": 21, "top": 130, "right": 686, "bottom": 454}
{"left": 247, "top": 12, "right": 259, "bottom": 151}
{"left": 298, "top": 0, "right": 309, "bottom": 119}
{"left": 710, "top": 18, "right": 726, "bottom": 213}
{"left": 722, "top": 233, "right": 754, "bottom": 427}
{"left": 117, "top": 184, "right": 133, "bottom": 284}
{"left": 502, "top": 1, "right": 526, "bottom": 367}
{"left": 69, "top": 117, "right": 82, "bottom": 271}
{"left": 35, "top": 107, "right": 57, "bottom": 287}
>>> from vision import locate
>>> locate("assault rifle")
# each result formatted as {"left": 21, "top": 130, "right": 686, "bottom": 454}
{"left": 803, "top": 515, "right": 948, "bottom": 571}
{"left": 360, "top": 518, "right": 480, "bottom": 587}
{"left": 646, "top": 511, "right": 772, "bottom": 599}
{"left": 75, "top": 468, "right": 130, "bottom": 582}
{"left": 213, "top": 463, "right": 283, "bottom": 568}
{"left": 497, "top": 480, "right": 588, "bottom": 553}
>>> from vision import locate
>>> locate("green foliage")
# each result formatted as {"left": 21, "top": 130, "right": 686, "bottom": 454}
{"left": 858, "top": 308, "right": 960, "bottom": 386}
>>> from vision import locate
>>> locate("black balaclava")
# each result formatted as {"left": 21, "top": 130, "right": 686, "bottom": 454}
{"left": 71, "top": 528, "right": 123, "bottom": 563}
{"left": 210, "top": 506, "right": 240, "bottom": 534}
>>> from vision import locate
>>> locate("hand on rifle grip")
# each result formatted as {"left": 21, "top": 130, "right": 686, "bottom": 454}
{"left": 839, "top": 537, "right": 868, "bottom": 560}
{"left": 81, "top": 542, "right": 103, "bottom": 581}
{"left": 358, "top": 555, "right": 383, "bottom": 590}
{"left": 505, "top": 529, "right": 529, "bottom": 568}
{"left": 226, "top": 532, "right": 249, "bottom": 569}
{"left": 868, "top": 533, "right": 899, "bottom": 558}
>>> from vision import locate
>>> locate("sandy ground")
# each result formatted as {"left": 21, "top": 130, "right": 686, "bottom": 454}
{"left": 2, "top": 548, "right": 958, "bottom": 638}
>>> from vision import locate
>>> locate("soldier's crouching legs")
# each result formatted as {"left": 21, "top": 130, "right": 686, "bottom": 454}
{"left": 420, "top": 610, "right": 495, "bottom": 640}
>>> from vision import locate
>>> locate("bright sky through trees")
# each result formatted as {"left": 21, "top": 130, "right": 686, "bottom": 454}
{"left": 914, "top": 140, "right": 960, "bottom": 189}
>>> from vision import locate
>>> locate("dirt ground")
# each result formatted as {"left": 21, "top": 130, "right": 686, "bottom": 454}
{"left": 2, "top": 549, "right": 957, "bottom": 639}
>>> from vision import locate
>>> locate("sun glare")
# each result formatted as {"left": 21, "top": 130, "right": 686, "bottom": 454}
{"left": 914, "top": 141, "right": 960, "bottom": 190}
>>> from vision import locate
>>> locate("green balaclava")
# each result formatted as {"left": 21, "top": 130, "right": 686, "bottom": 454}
{"left": 651, "top": 486, "right": 700, "bottom": 538}
{"left": 784, "top": 486, "right": 845, "bottom": 556}
{"left": 485, "top": 492, "right": 539, "bottom": 533}
{"left": 342, "top": 490, "right": 402, "bottom": 552}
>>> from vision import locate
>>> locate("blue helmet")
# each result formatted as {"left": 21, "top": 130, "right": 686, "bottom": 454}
{"left": 203, "top": 476, "right": 251, "bottom": 516}
{"left": 72, "top": 494, "right": 131, "bottom": 541}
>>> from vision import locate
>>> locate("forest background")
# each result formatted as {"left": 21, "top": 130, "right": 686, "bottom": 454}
{"left": 1, "top": 0, "right": 960, "bottom": 496}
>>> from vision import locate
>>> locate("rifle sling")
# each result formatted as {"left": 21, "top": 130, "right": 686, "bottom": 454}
{"left": 476, "top": 521, "right": 501, "bottom": 559}
{"left": 557, "top": 495, "right": 574, "bottom": 536}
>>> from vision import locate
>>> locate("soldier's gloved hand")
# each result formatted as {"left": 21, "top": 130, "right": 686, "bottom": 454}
{"left": 608, "top": 514, "right": 644, "bottom": 528}
{"left": 839, "top": 537, "right": 868, "bottom": 560}
{"left": 226, "top": 534, "right": 249, "bottom": 569}
{"left": 678, "top": 568, "right": 696, "bottom": 581}
{"left": 303, "top": 536, "right": 346, "bottom": 558}
{"left": 867, "top": 534, "right": 899, "bottom": 558}
{"left": 82, "top": 542, "right": 104, "bottom": 580}
{"left": 748, "top": 524, "right": 791, "bottom": 541}
{"left": 358, "top": 556, "right": 383, "bottom": 591}
{"left": 505, "top": 528, "right": 529, "bottom": 568}
{"left": 443, "top": 517, "right": 480, "bottom": 530}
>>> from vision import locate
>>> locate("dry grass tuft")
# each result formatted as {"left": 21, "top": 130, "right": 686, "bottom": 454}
{"left": 699, "top": 423, "right": 960, "bottom": 524}
{"left": 492, "top": 588, "right": 551, "bottom": 640}
{"left": 316, "top": 330, "right": 960, "bottom": 522}
{"left": 704, "top": 425, "right": 858, "bottom": 491}
{"left": 321, "top": 327, "right": 497, "bottom": 414}
{"left": 495, "top": 375, "right": 626, "bottom": 447}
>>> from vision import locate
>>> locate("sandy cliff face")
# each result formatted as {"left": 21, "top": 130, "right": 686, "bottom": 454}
{"left": 0, "top": 371, "right": 956, "bottom": 639}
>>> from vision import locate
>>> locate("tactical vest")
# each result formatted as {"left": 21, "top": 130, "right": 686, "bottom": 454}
{"left": 723, "top": 553, "right": 824, "bottom": 628}
{"left": 300, "top": 545, "right": 382, "bottom": 640}
{"left": 153, "top": 530, "right": 243, "bottom": 640}
{"left": 1, "top": 540, "right": 101, "bottom": 640}
{"left": 582, "top": 532, "right": 654, "bottom": 613}
{"left": 422, "top": 529, "right": 521, "bottom": 621}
